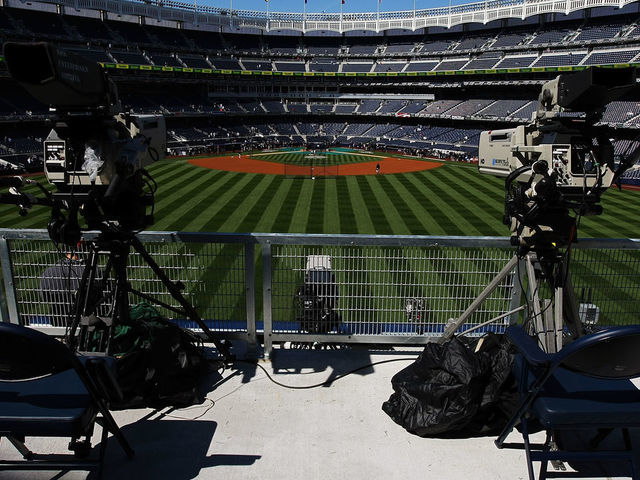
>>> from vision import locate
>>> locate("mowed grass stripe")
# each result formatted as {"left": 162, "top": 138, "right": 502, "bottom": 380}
{"left": 578, "top": 221, "right": 623, "bottom": 239}
{"left": 425, "top": 169, "right": 498, "bottom": 235}
{"left": 433, "top": 168, "right": 505, "bottom": 235}
{"left": 573, "top": 249, "right": 640, "bottom": 289}
{"left": 335, "top": 178, "right": 358, "bottom": 234}
{"left": 153, "top": 169, "right": 227, "bottom": 225}
{"left": 163, "top": 173, "right": 256, "bottom": 232}
{"left": 324, "top": 180, "right": 340, "bottom": 233}
{"left": 579, "top": 213, "right": 638, "bottom": 239}
{"left": 388, "top": 175, "right": 446, "bottom": 235}
{"left": 147, "top": 159, "right": 183, "bottom": 179}
{"left": 376, "top": 175, "right": 427, "bottom": 235}
{"left": 226, "top": 175, "right": 282, "bottom": 233}
{"left": 598, "top": 188, "right": 640, "bottom": 211}
{"left": 365, "top": 175, "right": 413, "bottom": 234}
{"left": 405, "top": 173, "right": 465, "bottom": 236}
{"left": 570, "top": 259, "right": 640, "bottom": 324}
{"left": 453, "top": 166, "right": 507, "bottom": 206}
{"left": 253, "top": 178, "right": 294, "bottom": 233}
{"left": 187, "top": 175, "right": 264, "bottom": 232}
{"left": 270, "top": 180, "right": 304, "bottom": 232}
{"left": 355, "top": 176, "right": 393, "bottom": 234}
{"left": 3, "top": 158, "right": 640, "bottom": 240}
{"left": 149, "top": 162, "right": 204, "bottom": 190}
{"left": 288, "top": 179, "right": 315, "bottom": 233}
{"left": 153, "top": 170, "right": 239, "bottom": 230}
{"left": 345, "top": 176, "right": 376, "bottom": 234}
{"left": 305, "top": 180, "right": 326, "bottom": 234}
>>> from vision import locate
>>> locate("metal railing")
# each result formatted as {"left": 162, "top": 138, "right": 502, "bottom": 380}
{"left": 1, "top": 229, "right": 639, "bottom": 355}
{"left": 5, "top": 0, "right": 636, "bottom": 33}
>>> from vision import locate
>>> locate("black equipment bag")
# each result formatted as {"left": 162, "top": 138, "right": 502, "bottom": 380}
{"left": 382, "top": 333, "right": 517, "bottom": 437}
{"left": 108, "top": 303, "right": 208, "bottom": 410}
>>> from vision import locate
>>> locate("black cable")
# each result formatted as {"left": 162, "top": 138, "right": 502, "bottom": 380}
{"left": 234, "top": 357, "right": 416, "bottom": 390}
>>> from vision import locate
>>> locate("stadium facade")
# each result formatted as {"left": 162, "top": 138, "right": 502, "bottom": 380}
{"left": 1, "top": 0, "right": 640, "bottom": 182}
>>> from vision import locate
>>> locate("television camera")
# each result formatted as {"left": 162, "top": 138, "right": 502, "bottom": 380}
{"left": 447, "top": 67, "right": 640, "bottom": 345}
{"left": 295, "top": 255, "right": 341, "bottom": 335}
{"left": 3, "top": 42, "right": 166, "bottom": 244}
{"left": 478, "top": 67, "right": 637, "bottom": 250}
{"left": 0, "top": 42, "right": 233, "bottom": 362}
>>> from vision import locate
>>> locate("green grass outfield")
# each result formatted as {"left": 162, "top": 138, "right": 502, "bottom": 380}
{"left": 3, "top": 151, "right": 640, "bottom": 328}
{"left": 2, "top": 152, "right": 639, "bottom": 238}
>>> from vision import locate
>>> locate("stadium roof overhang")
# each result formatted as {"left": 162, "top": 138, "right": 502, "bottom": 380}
{"left": 6, "top": 0, "right": 639, "bottom": 34}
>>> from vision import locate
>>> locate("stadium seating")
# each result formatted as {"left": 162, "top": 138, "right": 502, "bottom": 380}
{"left": 433, "top": 59, "right": 469, "bottom": 71}
{"left": 342, "top": 62, "right": 374, "bottom": 73}
{"left": 384, "top": 43, "right": 416, "bottom": 55}
{"left": 357, "top": 101, "right": 382, "bottom": 114}
{"left": 241, "top": 59, "right": 273, "bottom": 71}
{"left": 3, "top": 2, "right": 640, "bottom": 167}
{"left": 583, "top": 48, "right": 640, "bottom": 65}
{"left": 180, "top": 55, "right": 212, "bottom": 68}
{"left": 404, "top": 61, "right": 438, "bottom": 72}
{"left": 309, "top": 60, "right": 340, "bottom": 72}
{"left": 445, "top": 100, "right": 496, "bottom": 118}
{"left": 275, "top": 61, "right": 306, "bottom": 72}
{"left": 378, "top": 101, "right": 406, "bottom": 115}
{"left": 531, "top": 52, "right": 586, "bottom": 67}
{"left": 574, "top": 22, "right": 625, "bottom": 41}
{"left": 494, "top": 55, "right": 537, "bottom": 68}
{"left": 373, "top": 62, "right": 406, "bottom": 72}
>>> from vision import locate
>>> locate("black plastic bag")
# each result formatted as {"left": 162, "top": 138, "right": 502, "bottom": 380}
{"left": 382, "top": 333, "right": 516, "bottom": 437}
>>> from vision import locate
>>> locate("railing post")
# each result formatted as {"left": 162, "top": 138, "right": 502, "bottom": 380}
{"left": 244, "top": 242, "right": 259, "bottom": 356}
{"left": 262, "top": 241, "right": 273, "bottom": 357}
{"left": 0, "top": 237, "right": 19, "bottom": 324}
{"left": 508, "top": 256, "right": 525, "bottom": 324}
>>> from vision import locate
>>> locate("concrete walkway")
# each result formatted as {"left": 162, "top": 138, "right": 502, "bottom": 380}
{"left": 0, "top": 346, "right": 548, "bottom": 480}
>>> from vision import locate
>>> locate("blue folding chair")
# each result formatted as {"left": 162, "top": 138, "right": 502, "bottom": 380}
{"left": 0, "top": 322, "right": 134, "bottom": 476}
{"left": 496, "top": 324, "right": 640, "bottom": 480}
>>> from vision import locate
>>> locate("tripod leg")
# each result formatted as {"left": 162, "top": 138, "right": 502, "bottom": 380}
{"left": 561, "top": 267, "right": 583, "bottom": 339}
{"left": 106, "top": 242, "right": 132, "bottom": 355}
{"left": 439, "top": 254, "right": 520, "bottom": 343}
{"left": 67, "top": 245, "right": 100, "bottom": 351}
{"left": 128, "top": 235, "right": 233, "bottom": 361}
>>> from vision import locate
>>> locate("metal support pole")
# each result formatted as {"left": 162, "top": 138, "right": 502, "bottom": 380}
{"left": 0, "top": 237, "right": 17, "bottom": 324}
{"left": 262, "top": 242, "right": 273, "bottom": 357}
{"left": 244, "top": 243, "right": 258, "bottom": 356}
{"left": 507, "top": 256, "right": 525, "bottom": 324}
{"left": 562, "top": 267, "right": 583, "bottom": 338}
{"left": 552, "top": 283, "right": 563, "bottom": 352}
{"left": 525, "top": 254, "right": 545, "bottom": 346}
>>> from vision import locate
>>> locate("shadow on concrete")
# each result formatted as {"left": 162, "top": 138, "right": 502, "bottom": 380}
{"left": 100, "top": 418, "right": 260, "bottom": 480}
{"left": 268, "top": 346, "right": 375, "bottom": 387}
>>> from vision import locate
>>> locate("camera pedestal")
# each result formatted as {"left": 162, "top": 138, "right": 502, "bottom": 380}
{"left": 440, "top": 250, "right": 582, "bottom": 353}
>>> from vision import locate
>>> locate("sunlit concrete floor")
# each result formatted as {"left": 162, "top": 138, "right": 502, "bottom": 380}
{"left": 0, "top": 345, "right": 571, "bottom": 480}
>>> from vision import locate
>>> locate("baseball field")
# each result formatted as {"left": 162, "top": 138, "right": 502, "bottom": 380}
{"left": 1, "top": 148, "right": 639, "bottom": 239}
{"left": 3, "top": 148, "right": 640, "bottom": 329}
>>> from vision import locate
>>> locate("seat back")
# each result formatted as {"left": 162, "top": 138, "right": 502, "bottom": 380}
{"left": 561, "top": 327, "right": 640, "bottom": 379}
{"left": 0, "top": 322, "right": 74, "bottom": 381}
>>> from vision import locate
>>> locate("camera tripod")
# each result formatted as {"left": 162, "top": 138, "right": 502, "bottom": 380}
{"left": 66, "top": 226, "right": 233, "bottom": 362}
{"left": 439, "top": 244, "right": 583, "bottom": 353}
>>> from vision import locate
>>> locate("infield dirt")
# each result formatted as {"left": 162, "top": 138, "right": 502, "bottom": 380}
{"left": 188, "top": 154, "right": 443, "bottom": 175}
